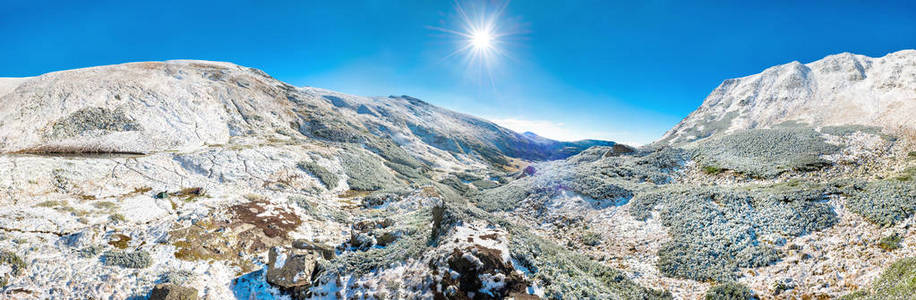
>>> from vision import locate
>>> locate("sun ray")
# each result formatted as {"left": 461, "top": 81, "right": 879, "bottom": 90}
{"left": 429, "top": 0, "right": 519, "bottom": 86}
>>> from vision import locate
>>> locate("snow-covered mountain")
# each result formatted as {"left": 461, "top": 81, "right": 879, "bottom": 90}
{"left": 0, "top": 60, "right": 611, "bottom": 166}
{"left": 0, "top": 61, "right": 642, "bottom": 299}
{"left": 2, "top": 52, "right": 915, "bottom": 300}
{"left": 659, "top": 49, "right": 916, "bottom": 145}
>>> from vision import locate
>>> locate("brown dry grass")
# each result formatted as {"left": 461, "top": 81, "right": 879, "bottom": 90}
{"left": 14, "top": 144, "right": 145, "bottom": 155}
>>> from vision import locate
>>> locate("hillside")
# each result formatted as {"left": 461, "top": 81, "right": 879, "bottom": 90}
{"left": 659, "top": 50, "right": 916, "bottom": 145}
{"left": 1, "top": 52, "right": 915, "bottom": 300}
{"left": 0, "top": 61, "right": 610, "bottom": 166}
{"left": 0, "top": 61, "right": 644, "bottom": 299}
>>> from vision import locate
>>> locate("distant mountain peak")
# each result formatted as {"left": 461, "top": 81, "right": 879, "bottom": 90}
{"left": 658, "top": 49, "right": 916, "bottom": 145}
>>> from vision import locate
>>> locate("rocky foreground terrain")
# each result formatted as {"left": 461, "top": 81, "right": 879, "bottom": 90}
{"left": 1, "top": 50, "right": 915, "bottom": 300}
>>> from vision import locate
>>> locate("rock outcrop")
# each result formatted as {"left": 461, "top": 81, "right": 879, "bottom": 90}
{"left": 149, "top": 284, "right": 198, "bottom": 300}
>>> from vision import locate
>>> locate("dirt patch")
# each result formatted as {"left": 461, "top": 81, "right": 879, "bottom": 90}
{"left": 108, "top": 233, "right": 131, "bottom": 249}
{"left": 228, "top": 199, "right": 301, "bottom": 239}
{"left": 169, "top": 199, "right": 302, "bottom": 274}
{"left": 338, "top": 190, "right": 370, "bottom": 199}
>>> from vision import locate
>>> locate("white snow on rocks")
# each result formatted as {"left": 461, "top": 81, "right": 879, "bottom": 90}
{"left": 661, "top": 50, "right": 916, "bottom": 145}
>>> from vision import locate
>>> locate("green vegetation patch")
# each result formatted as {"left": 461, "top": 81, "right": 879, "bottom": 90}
{"left": 297, "top": 111, "right": 365, "bottom": 143}
{"left": 508, "top": 226, "right": 671, "bottom": 299}
{"left": 846, "top": 180, "right": 916, "bottom": 226}
{"left": 474, "top": 147, "right": 686, "bottom": 213}
{"left": 48, "top": 107, "right": 142, "bottom": 139}
{"left": 631, "top": 184, "right": 838, "bottom": 281}
{"left": 339, "top": 148, "right": 400, "bottom": 191}
{"left": 384, "top": 161, "right": 427, "bottom": 180}
{"left": 439, "top": 176, "right": 471, "bottom": 195}
{"left": 321, "top": 206, "right": 432, "bottom": 276}
{"left": 297, "top": 161, "right": 339, "bottom": 189}
{"left": 894, "top": 167, "right": 916, "bottom": 182}
{"left": 471, "top": 179, "right": 499, "bottom": 190}
{"left": 289, "top": 195, "right": 350, "bottom": 223}
{"left": 821, "top": 124, "right": 895, "bottom": 141}
{"left": 109, "top": 213, "right": 127, "bottom": 223}
{"left": 821, "top": 124, "right": 882, "bottom": 137}
{"left": 92, "top": 201, "right": 118, "bottom": 210}
{"left": 692, "top": 127, "right": 841, "bottom": 178}
{"left": 364, "top": 136, "right": 425, "bottom": 169}
{"left": 705, "top": 282, "right": 757, "bottom": 300}
{"left": 702, "top": 165, "right": 726, "bottom": 175}
{"left": 581, "top": 231, "right": 603, "bottom": 246}
{"left": 36, "top": 200, "right": 64, "bottom": 208}
{"left": 102, "top": 250, "right": 152, "bottom": 269}
{"left": 842, "top": 257, "right": 916, "bottom": 300}
{"left": 0, "top": 251, "right": 27, "bottom": 288}
{"left": 878, "top": 232, "right": 903, "bottom": 251}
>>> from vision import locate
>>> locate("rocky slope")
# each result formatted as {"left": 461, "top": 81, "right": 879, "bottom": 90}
{"left": 2, "top": 51, "right": 915, "bottom": 300}
{"left": 479, "top": 50, "right": 916, "bottom": 299}
{"left": 0, "top": 61, "right": 646, "bottom": 299}
{"left": 0, "top": 61, "right": 610, "bottom": 165}
{"left": 659, "top": 50, "right": 916, "bottom": 145}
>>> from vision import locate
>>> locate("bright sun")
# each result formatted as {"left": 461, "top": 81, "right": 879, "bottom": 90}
{"left": 428, "top": 0, "right": 518, "bottom": 84}
{"left": 470, "top": 30, "right": 493, "bottom": 50}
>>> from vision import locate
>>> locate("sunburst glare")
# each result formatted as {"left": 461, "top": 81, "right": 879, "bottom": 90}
{"left": 429, "top": 0, "right": 521, "bottom": 86}
{"left": 470, "top": 29, "right": 493, "bottom": 50}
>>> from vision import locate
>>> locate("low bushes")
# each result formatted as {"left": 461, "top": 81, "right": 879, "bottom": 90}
{"left": 102, "top": 250, "right": 152, "bottom": 269}
{"left": 0, "top": 251, "right": 26, "bottom": 288}
{"left": 705, "top": 282, "right": 757, "bottom": 300}
{"left": 473, "top": 146, "right": 684, "bottom": 213}
{"left": 339, "top": 149, "right": 399, "bottom": 191}
{"left": 632, "top": 185, "right": 838, "bottom": 281}
{"left": 508, "top": 227, "right": 671, "bottom": 299}
{"left": 692, "top": 127, "right": 840, "bottom": 178}
{"left": 297, "top": 161, "right": 338, "bottom": 189}
{"left": 845, "top": 180, "right": 916, "bottom": 226}
{"left": 820, "top": 124, "right": 883, "bottom": 137}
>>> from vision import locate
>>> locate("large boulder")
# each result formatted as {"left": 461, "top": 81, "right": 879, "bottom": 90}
{"left": 149, "top": 284, "right": 198, "bottom": 300}
{"left": 439, "top": 245, "right": 529, "bottom": 299}
{"left": 266, "top": 246, "right": 324, "bottom": 289}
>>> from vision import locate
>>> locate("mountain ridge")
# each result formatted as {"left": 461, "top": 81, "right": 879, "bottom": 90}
{"left": 1, "top": 52, "right": 915, "bottom": 299}
{"left": 0, "top": 60, "right": 614, "bottom": 166}
{"left": 658, "top": 49, "right": 916, "bottom": 145}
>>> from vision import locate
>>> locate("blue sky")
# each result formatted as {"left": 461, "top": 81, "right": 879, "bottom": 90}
{"left": 2, "top": 1, "right": 915, "bottom": 144}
